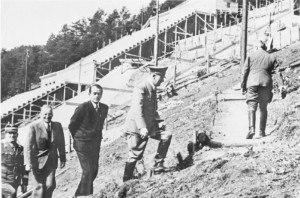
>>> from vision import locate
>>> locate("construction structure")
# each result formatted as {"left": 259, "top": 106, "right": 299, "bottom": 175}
{"left": 1, "top": 0, "right": 300, "bottom": 144}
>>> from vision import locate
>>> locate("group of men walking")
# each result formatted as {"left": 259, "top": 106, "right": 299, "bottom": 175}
{"left": 2, "top": 39, "right": 279, "bottom": 198}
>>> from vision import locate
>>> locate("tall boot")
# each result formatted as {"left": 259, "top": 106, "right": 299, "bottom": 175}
{"left": 259, "top": 110, "right": 267, "bottom": 137}
{"left": 123, "top": 161, "right": 136, "bottom": 182}
{"left": 246, "top": 110, "right": 256, "bottom": 139}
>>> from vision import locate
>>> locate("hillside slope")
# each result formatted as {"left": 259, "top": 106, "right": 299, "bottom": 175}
{"left": 50, "top": 42, "right": 300, "bottom": 198}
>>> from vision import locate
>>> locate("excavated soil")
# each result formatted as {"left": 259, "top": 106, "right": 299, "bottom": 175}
{"left": 45, "top": 42, "right": 300, "bottom": 198}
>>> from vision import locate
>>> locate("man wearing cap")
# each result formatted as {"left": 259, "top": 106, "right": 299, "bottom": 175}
{"left": 123, "top": 66, "right": 172, "bottom": 182}
{"left": 241, "top": 40, "right": 279, "bottom": 139}
{"left": 2, "top": 124, "right": 28, "bottom": 198}
{"left": 24, "top": 105, "right": 66, "bottom": 198}
{"left": 68, "top": 84, "right": 108, "bottom": 197}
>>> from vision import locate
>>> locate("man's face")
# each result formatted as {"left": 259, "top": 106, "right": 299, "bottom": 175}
{"left": 153, "top": 74, "right": 165, "bottom": 87}
{"left": 41, "top": 107, "right": 53, "bottom": 123}
{"left": 6, "top": 132, "right": 18, "bottom": 143}
{"left": 89, "top": 86, "right": 103, "bottom": 103}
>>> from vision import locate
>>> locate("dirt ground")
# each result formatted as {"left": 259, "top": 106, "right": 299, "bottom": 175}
{"left": 47, "top": 42, "right": 300, "bottom": 198}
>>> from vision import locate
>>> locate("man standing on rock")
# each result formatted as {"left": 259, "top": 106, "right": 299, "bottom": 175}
{"left": 24, "top": 105, "right": 66, "bottom": 198}
{"left": 69, "top": 84, "right": 108, "bottom": 197}
{"left": 123, "top": 66, "right": 172, "bottom": 182}
{"left": 241, "top": 40, "right": 277, "bottom": 139}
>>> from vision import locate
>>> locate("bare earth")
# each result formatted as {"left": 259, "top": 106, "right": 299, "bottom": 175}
{"left": 45, "top": 42, "right": 300, "bottom": 198}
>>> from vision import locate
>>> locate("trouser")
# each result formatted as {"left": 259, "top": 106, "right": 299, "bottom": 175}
{"left": 74, "top": 142, "right": 101, "bottom": 197}
{"left": 246, "top": 86, "right": 271, "bottom": 134}
{"left": 123, "top": 130, "right": 172, "bottom": 181}
{"left": 1, "top": 182, "right": 18, "bottom": 198}
{"left": 31, "top": 163, "right": 56, "bottom": 198}
{"left": 126, "top": 130, "right": 172, "bottom": 163}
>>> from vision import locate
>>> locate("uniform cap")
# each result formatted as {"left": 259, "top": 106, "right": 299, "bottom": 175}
{"left": 4, "top": 124, "right": 18, "bottom": 133}
{"left": 148, "top": 66, "right": 168, "bottom": 77}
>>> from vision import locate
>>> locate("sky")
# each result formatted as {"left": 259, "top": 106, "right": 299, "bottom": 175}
{"left": 1, "top": 0, "right": 165, "bottom": 50}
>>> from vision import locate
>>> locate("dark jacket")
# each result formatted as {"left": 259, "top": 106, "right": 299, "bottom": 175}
{"left": 2, "top": 140, "right": 28, "bottom": 186}
{"left": 68, "top": 101, "right": 108, "bottom": 151}
{"left": 24, "top": 120, "right": 66, "bottom": 170}
{"left": 241, "top": 49, "right": 276, "bottom": 89}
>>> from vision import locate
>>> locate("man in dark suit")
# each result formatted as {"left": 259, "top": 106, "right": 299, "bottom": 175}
{"left": 24, "top": 105, "right": 66, "bottom": 198}
{"left": 123, "top": 66, "right": 172, "bottom": 182}
{"left": 241, "top": 40, "right": 278, "bottom": 139}
{"left": 69, "top": 84, "right": 108, "bottom": 197}
{"left": 2, "top": 124, "right": 28, "bottom": 198}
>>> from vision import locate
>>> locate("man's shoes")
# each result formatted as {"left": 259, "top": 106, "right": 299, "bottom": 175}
{"left": 153, "top": 161, "right": 169, "bottom": 172}
{"left": 246, "top": 132, "right": 255, "bottom": 139}
{"left": 258, "top": 130, "right": 266, "bottom": 138}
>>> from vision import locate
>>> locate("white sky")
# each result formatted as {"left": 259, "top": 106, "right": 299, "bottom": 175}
{"left": 1, "top": 0, "right": 165, "bottom": 50}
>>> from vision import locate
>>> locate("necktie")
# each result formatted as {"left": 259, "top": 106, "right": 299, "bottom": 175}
{"left": 95, "top": 104, "right": 99, "bottom": 112}
{"left": 47, "top": 123, "right": 51, "bottom": 145}
{"left": 11, "top": 142, "right": 17, "bottom": 153}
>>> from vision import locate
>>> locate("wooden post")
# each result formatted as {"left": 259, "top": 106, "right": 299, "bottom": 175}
{"left": 241, "top": 0, "right": 248, "bottom": 68}
{"left": 11, "top": 113, "right": 14, "bottom": 125}
{"left": 279, "top": 29, "right": 281, "bottom": 48}
{"left": 205, "top": 27, "right": 208, "bottom": 55}
{"left": 23, "top": 109, "right": 26, "bottom": 121}
{"left": 63, "top": 85, "right": 66, "bottom": 101}
{"left": 224, "top": 12, "right": 227, "bottom": 27}
{"left": 174, "top": 25, "right": 178, "bottom": 88}
{"left": 93, "top": 64, "right": 96, "bottom": 83}
{"left": 164, "top": 30, "right": 167, "bottom": 58}
{"left": 29, "top": 104, "right": 32, "bottom": 120}
{"left": 109, "top": 61, "right": 112, "bottom": 71}
{"left": 221, "top": 22, "right": 224, "bottom": 46}
{"left": 184, "top": 18, "right": 188, "bottom": 50}
{"left": 53, "top": 93, "right": 56, "bottom": 106}
{"left": 154, "top": 0, "right": 160, "bottom": 66}
{"left": 46, "top": 95, "right": 49, "bottom": 105}
{"left": 214, "top": 14, "right": 217, "bottom": 52}
{"left": 194, "top": 14, "right": 197, "bottom": 36}
{"left": 139, "top": 43, "right": 142, "bottom": 57}
{"left": 78, "top": 58, "right": 82, "bottom": 93}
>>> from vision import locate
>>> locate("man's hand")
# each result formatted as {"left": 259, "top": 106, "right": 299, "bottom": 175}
{"left": 60, "top": 162, "right": 66, "bottom": 169}
{"left": 25, "top": 164, "right": 32, "bottom": 171}
{"left": 21, "top": 185, "right": 27, "bottom": 193}
{"left": 140, "top": 128, "right": 149, "bottom": 139}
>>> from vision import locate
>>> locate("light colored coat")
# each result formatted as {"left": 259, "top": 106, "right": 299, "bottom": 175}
{"left": 125, "top": 80, "right": 160, "bottom": 135}
{"left": 241, "top": 49, "right": 276, "bottom": 89}
{"left": 24, "top": 120, "right": 66, "bottom": 170}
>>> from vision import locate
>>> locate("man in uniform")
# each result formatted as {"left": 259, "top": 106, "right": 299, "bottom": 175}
{"left": 241, "top": 40, "right": 278, "bottom": 139}
{"left": 68, "top": 84, "right": 108, "bottom": 197}
{"left": 24, "top": 105, "right": 66, "bottom": 198}
{"left": 123, "top": 66, "right": 172, "bottom": 182}
{"left": 2, "top": 124, "right": 28, "bottom": 198}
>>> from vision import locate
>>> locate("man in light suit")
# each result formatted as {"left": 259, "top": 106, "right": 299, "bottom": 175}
{"left": 123, "top": 66, "right": 172, "bottom": 182}
{"left": 241, "top": 40, "right": 278, "bottom": 139}
{"left": 24, "top": 105, "right": 66, "bottom": 198}
{"left": 68, "top": 84, "right": 108, "bottom": 197}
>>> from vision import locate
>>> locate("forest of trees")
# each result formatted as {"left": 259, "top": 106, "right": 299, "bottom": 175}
{"left": 1, "top": 0, "right": 185, "bottom": 101}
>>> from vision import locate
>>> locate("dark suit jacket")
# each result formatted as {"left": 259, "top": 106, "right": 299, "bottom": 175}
{"left": 125, "top": 80, "right": 160, "bottom": 135}
{"left": 24, "top": 120, "right": 66, "bottom": 170}
{"left": 241, "top": 49, "right": 276, "bottom": 89}
{"left": 68, "top": 101, "right": 108, "bottom": 151}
